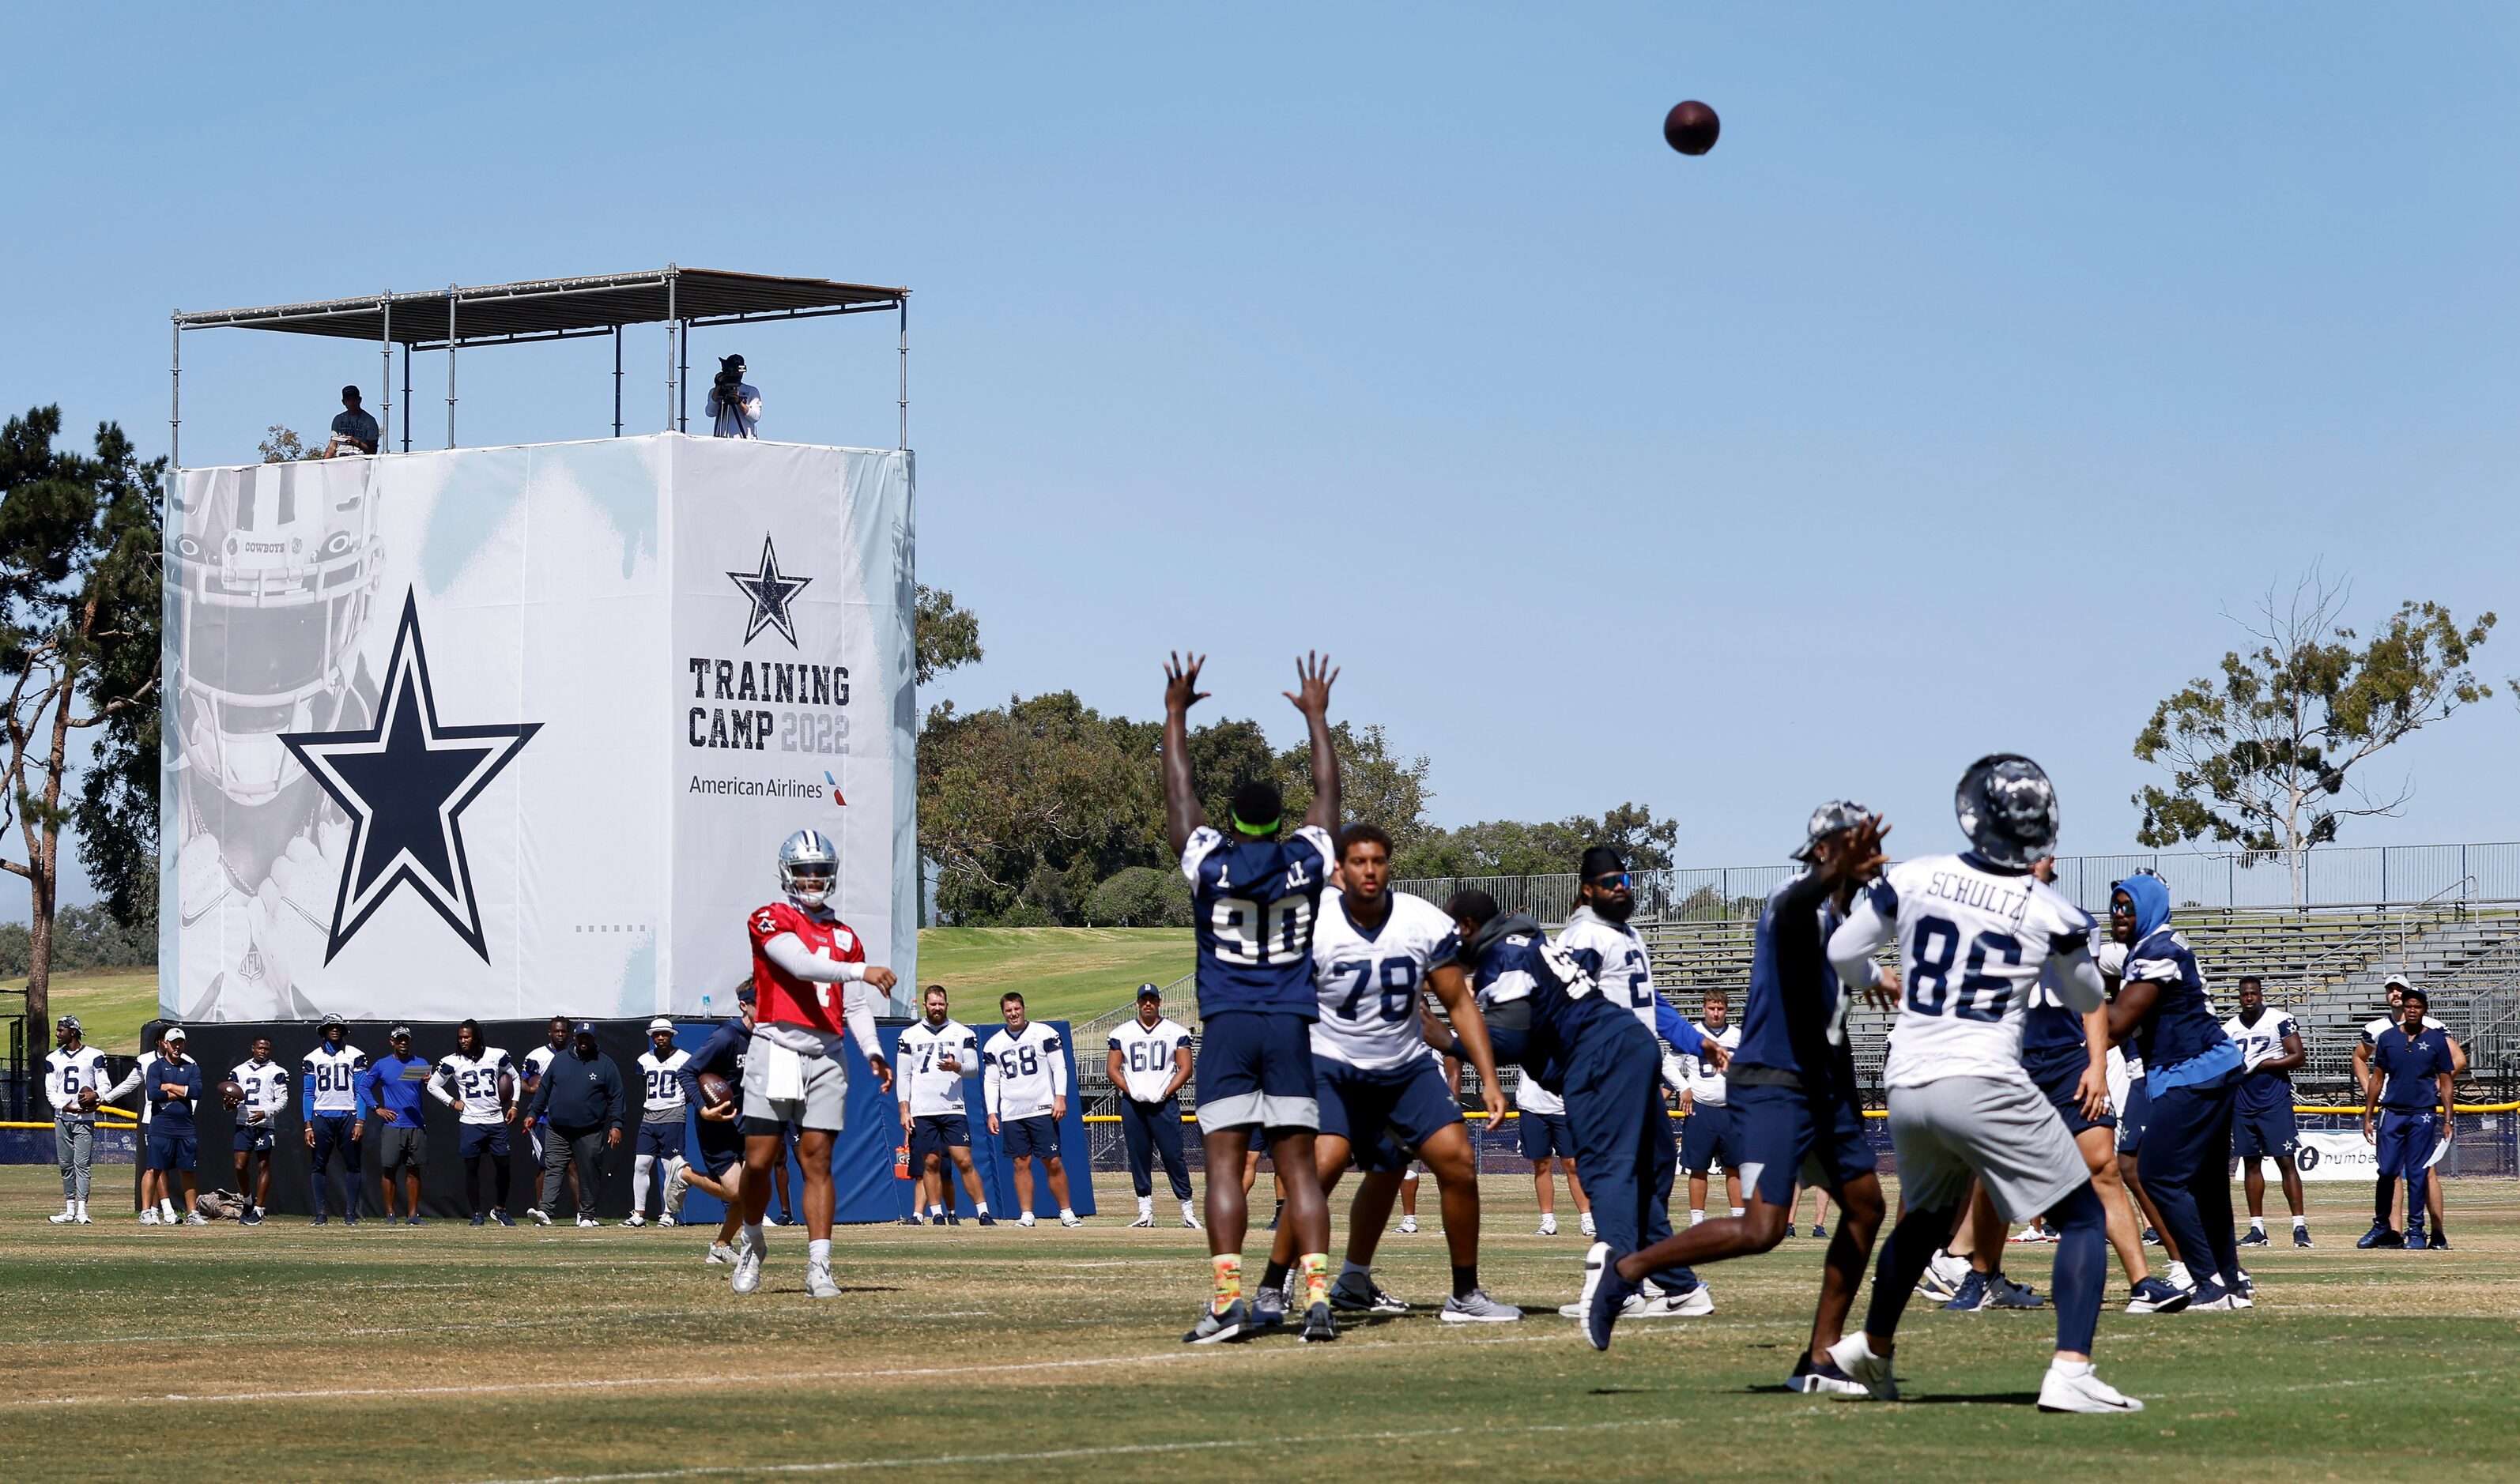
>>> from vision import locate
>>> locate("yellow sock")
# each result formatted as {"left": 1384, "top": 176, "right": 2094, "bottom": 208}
{"left": 1212, "top": 1254, "right": 1243, "bottom": 1314}
{"left": 1300, "top": 1252, "right": 1330, "bottom": 1309}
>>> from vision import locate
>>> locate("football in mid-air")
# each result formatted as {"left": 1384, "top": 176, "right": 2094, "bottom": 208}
{"left": 220, "top": 1080, "right": 247, "bottom": 1108}
{"left": 1664, "top": 100, "right": 1720, "bottom": 156}
{"left": 697, "top": 1072, "right": 735, "bottom": 1108}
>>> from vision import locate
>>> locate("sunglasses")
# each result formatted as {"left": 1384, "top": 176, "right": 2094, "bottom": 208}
{"left": 1588, "top": 872, "right": 1632, "bottom": 890}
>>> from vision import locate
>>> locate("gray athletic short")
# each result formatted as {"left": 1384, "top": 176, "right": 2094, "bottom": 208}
{"left": 376, "top": 1125, "right": 428, "bottom": 1170}
{"left": 1885, "top": 1074, "right": 2086, "bottom": 1224}
{"left": 742, "top": 1038, "right": 847, "bottom": 1133}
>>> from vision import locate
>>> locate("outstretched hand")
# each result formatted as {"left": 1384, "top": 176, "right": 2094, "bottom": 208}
{"left": 1164, "top": 652, "right": 1209, "bottom": 715}
{"left": 1826, "top": 814, "right": 1891, "bottom": 886}
{"left": 1283, "top": 650, "right": 1338, "bottom": 718}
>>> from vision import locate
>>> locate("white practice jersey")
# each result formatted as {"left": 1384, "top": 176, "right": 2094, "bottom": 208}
{"left": 983, "top": 1022, "right": 1069, "bottom": 1120}
{"left": 639, "top": 1049, "right": 692, "bottom": 1120}
{"left": 44, "top": 1047, "right": 114, "bottom": 1117}
{"left": 1310, "top": 888, "right": 1462, "bottom": 1072}
{"left": 2360, "top": 1013, "right": 2445, "bottom": 1046}
{"left": 436, "top": 1049, "right": 516, "bottom": 1125}
{"left": 1109, "top": 1016, "right": 1194, "bottom": 1103}
{"left": 2223, "top": 1011, "right": 2297, "bottom": 1074}
{"left": 898, "top": 1019, "right": 980, "bottom": 1118}
{"left": 2103, "top": 1045, "right": 2131, "bottom": 1117}
{"left": 1833, "top": 853, "right": 2099, "bottom": 1090}
{"left": 1557, "top": 906, "right": 1659, "bottom": 1037}
{"left": 232, "top": 1058, "right": 291, "bottom": 1124}
{"left": 301, "top": 1042, "right": 368, "bottom": 1115}
{"left": 1677, "top": 1023, "right": 1739, "bottom": 1105}
{"left": 1515, "top": 1069, "right": 1564, "bottom": 1117}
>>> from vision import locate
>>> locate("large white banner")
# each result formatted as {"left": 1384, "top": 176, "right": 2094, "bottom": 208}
{"left": 163, "top": 435, "right": 916, "bottom": 1023}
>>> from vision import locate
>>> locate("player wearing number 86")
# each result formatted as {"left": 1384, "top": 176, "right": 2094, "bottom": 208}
{"left": 1824, "top": 755, "right": 2143, "bottom": 1414}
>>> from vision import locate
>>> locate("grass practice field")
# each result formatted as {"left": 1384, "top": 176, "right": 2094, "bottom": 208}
{"left": 15, "top": 967, "right": 159, "bottom": 1051}
{"left": 2, "top": 1167, "right": 2512, "bottom": 1482}
{"left": 914, "top": 926, "right": 1192, "bottom": 1024}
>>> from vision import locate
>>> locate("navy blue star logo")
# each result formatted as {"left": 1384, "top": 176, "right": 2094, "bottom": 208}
{"left": 727, "top": 534, "right": 813, "bottom": 646}
{"left": 281, "top": 590, "right": 540, "bottom": 964}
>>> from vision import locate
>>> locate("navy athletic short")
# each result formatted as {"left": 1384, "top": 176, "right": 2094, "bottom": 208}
{"left": 458, "top": 1123, "right": 511, "bottom": 1160}
{"left": 636, "top": 1121, "right": 683, "bottom": 1158}
{"left": 1678, "top": 1102, "right": 1744, "bottom": 1172}
{"left": 1192, "top": 1011, "right": 1318, "bottom": 1135}
{"left": 2231, "top": 1103, "right": 2298, "bottom": 1162}
{"left": 910, "top": 1113, "right": 971, "bottom": 1166}
{"left": 1730, "top": 1081, "right": 1873, "bottom": 1207}
{"left": 1313, "top": 1055, "right": 1462, "bottom": 1173}
{"left": 146, "top": 1129, "right": 198, "bottom": 1173}
{"left": 2116, "top": 1078, "right": 2150, "bottom": 1155}
{"left": 232, "top": 1124, "right": 276, "bottom": 1153}
{"left": 2028, "top": 1053, "right": 2116, "bottom": 1138}
{"left": 1518, "top": 1108, "right": 1571, "bottom": 1161}
{"left": 694, "top": 1118, "right": 743, "bottom": 1172}
{"left": 1002, "top": 1113, "right": 1060, "bottom": 1161}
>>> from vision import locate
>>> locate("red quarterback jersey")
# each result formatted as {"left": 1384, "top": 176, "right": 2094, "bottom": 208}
{"left": 749, "top": 900, "right": 866, "bottom": 1035}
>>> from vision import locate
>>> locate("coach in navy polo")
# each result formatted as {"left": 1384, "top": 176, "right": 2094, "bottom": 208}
{"left": 2360, "top": 986, "right": 2457, "bottom": 1252}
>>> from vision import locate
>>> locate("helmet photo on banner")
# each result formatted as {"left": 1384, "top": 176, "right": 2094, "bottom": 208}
{"left": 170, "top": 458, "right": 384, "bottom": 1022}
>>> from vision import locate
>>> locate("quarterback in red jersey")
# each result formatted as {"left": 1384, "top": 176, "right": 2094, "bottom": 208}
{"left": 732, "top": 828, "right": 896, "bottom": 1300}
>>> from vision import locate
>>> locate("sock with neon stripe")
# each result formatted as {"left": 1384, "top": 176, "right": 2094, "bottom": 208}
{"left": 1300, "top": 1252, "right": 1330, "bottom": 1309}
{"left": 1211, "top": 1254, "right": 1243, "bottom": 1315}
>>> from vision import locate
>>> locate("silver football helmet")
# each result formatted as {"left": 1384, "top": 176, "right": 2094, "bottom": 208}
{"left": 1955, "top": 754, "right": 2059, "bottom": 869}
{"left": 779, "top": 828, "right": 839, "bottom": 907}
{"left": 169, "top": 458, "right": 383, "bottom": 805}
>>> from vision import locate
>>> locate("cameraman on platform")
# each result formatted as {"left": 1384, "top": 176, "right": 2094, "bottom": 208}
{"left": 706, "top": 355, "right": 761, "bottom": 439}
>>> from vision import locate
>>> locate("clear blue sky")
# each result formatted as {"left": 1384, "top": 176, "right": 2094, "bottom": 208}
{"left": 4, "top": 2, "right": 2517, "bottom": 914}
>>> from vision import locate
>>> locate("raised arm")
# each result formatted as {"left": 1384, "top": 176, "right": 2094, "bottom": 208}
{"left": 1286, "top": 652, "right": 1341, "bottom": 832}
{"left": 1161, "top": 652, "right": 1209, "bottom": 857}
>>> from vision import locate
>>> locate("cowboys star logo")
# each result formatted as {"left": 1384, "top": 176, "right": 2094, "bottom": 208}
{"left": 726, "top": 534, "right": 813, "bottom": 647}
{"left": 281, "top": 590, "right": 540, "bottom": 964}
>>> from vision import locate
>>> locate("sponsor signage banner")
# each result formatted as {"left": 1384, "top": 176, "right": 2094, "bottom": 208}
{"left": 164, "top": 435, "right": 916, "bottom": 1023}
{"left": 2282, "top": 1130, "right": 2382, "bottom": 1181}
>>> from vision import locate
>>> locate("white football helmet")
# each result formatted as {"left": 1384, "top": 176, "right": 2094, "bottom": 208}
{"left": 170, "top": 458, "right": 383, "bottom": 805}
{"left": 779, "top": 829, "right": 839, "bottom": 907}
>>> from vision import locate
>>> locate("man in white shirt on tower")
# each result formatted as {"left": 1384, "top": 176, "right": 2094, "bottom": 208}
{"left": 984, "top": 992, "right": 1077, "bottom": 1228}
{"left": 900, "top": 985, "right": 990, "bottom": 1225}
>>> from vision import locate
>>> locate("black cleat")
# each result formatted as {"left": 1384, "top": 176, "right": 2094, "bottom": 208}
{"left": 492, "top": 1210, "right": 516, "bottom": 1228}
{"left": 1300, "top": 1301, "right": 1339, "bottom": 1343}
{"left": 978, "top": 1212, "right": 997, "bottom": 1226}
{"left": 471, "top": 1213, "right": 488, "bottom": 1227}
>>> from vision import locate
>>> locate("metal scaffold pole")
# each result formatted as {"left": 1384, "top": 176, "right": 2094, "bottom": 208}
{"left": 445, "top": 286, "right": 458, "bottom": 448}
{"left": 379, "top": 296, "right": 393, "bottom": 446}
{"left": 168, "top": 318, "right": 181, "bottom": 469}
{"left": 898, "top": 297, "right": 909, "bottom": 450}
{"left": 664, "top": 269, "right": 677, "bottom": 431}
{"left": 613, "top": 326, "right": 623, "bottom": 437}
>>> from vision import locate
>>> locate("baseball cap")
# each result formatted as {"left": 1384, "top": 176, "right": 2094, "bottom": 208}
{"left": 1136, "top": 982, "right": 1163, "bottom": 1001}
{"left": 737, "top": 985, "right": 756, "bottom": 1004}
{"left": 163, "top": 1025, "right": 187, "bottom": 1041}
{"left": 2398, "top": 984, "right": 2430, "bottom": 1004}
{"left": 55, "top": 1014, "right": 81, "bottom": 1032}
{"left": 2383, "top": 974, "right": 2413, "bottom": 992}
{"left": 572, "top": 1020, "right": 596, "bottom": 1037}
{"left": 322, "top": 1013, "right": 346, "bottom": 1030}
{"left": 1792, "top": 800, "right": 1870, "bottom": 862}
{"left": 647, "top": 1016, "right": 675, "bottom": 1034}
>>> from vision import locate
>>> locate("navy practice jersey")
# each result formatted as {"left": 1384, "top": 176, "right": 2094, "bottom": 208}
{"left": 1463, "top": 915, "right": 1620, "bottom": 1094}
{"left": 2224, "top": 1007, "right": 2299, "bottom": 1116}
{"left": 1179, "top": 823, "right": 1337, "bottom": 1018}
{"left": 1732, "top": 870, "right": 1849, "bottom": 1082}
{"left": 2122, "top": 925, "right": 2231, "bottom": 1082}
{"left": 2020, "top": 955, "right": 2094, "bottom": 1078}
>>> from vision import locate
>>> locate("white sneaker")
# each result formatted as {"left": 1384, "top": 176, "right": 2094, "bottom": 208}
{"left": 2039, "top": 1365, "right": 2143, "bottom": 1414}
{"left": 1018, "top": 1212, "right": 1037, "bottom": 1228}
{"left": 1537, "top": 1215, "right": 1558, "bottom": 1236}
{"left": 1398, "top": 1215, "right": 1419, "bottom": 1234}
{"left": 49, "top": 1208, "right": 77, "bottom": 1224}
{"left": 576, "top": 1215, "right": 601, "bottom": 1228}
{"left": 663, "top": 1164, "right": 689, "bottom": 1219}
{"left": 1637, "top": 1282, "right": 1715, "bottom": 1317}
{"left": 185, "top": 1211, "right": 209, "bottom": 1225}
{"left": 1060, "top": 1211, "right": 1081, "bottom": 1228}
{"left": 73, "top": 1211, "right": 91, "bottom": 1225}
{"left": 1824, "top": 1333, "right": 1897, "bottom": 1401}
{"left": 1918, "top": 1250, "right": 1970, "bottom": 1301}
{"left": 732, "top": 1235, "right": 766, "bottom": 1295}
{"left": 657, "top": 1215, "right": 678, "bottom": 1228}
{"left": 1181, "top": 1206, "right": 1202, "bottom": 1230}
{"left": 624, "top": 1214, "right": 647, "bottom": 1228}
{"left": 707, "top": 1241, "right": 738, "bottom": 1264}
{"left": 1579, "top": 1213, "right": 1596, "bottom": 1238}
{"left": 1129, "top": 1214, "right": 1154, "bottom": 1228}
{"left": 139, "top": 1210, "right": 160, "bottom": 1226}
{"left": 530, "top": 1209, "right": 553, "bottom": 1226}
{"left": 805, "top": 1261, "right": 840, "bottom": 1299}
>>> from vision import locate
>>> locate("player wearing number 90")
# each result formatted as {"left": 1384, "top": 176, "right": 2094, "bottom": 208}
{"left": 1823, "top": 755, "right": 2141, "bottom": 1415}
{"left": 1167, "top": 650, "right": 1342, "bottom": 1347}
